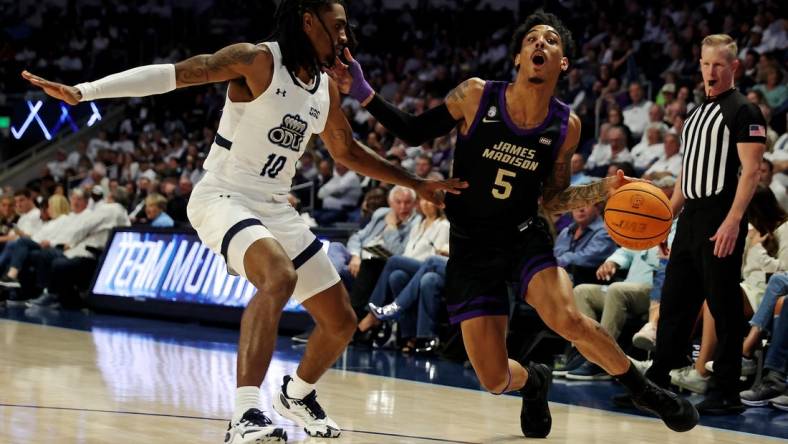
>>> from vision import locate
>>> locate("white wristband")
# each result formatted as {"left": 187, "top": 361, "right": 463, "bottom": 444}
{"left": 75, "top": 64, "right": 176, "bottom": 101}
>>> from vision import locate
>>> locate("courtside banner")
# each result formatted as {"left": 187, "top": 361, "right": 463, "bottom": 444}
{"left": 91, "top": 228, "right": 305, "bottom": 312}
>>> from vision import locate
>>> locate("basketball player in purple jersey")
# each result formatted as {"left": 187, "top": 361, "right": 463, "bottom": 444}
{"left": 22, "top": 1, "right": 466, "bottom": 442}
{"left": 333, "top": 10, "right": 698, "bottom": 437}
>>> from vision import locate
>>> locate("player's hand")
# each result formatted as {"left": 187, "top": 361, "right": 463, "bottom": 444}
{"left": 605, "top": 169, "right": 649, "bottom": 194}
{"left": 327, "top": 48, "right": 374, "bottom": 104}
{"left": 414, "top": 177, "right": 469, "bottom": 208}
{"left": 348, "top": 255, "right": 361, "bottom": 277}
{"left": 596, "top": 261, "right": 619, "bottom": 281}
{"left": 21, "top": 70, "right": 81, "bottom": 105}
{"left": 324, "top": 50, "right": 352, "bottom": 95}
{"left": 710, "top": 216, "right": 741, "bottom": 258}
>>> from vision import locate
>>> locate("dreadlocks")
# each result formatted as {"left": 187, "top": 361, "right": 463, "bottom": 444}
{"left": 268, "top": 0, "right": 356, "bottom": 78}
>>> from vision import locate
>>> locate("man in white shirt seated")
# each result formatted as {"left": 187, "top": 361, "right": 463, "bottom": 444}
{"left": 13, "top": 190, "right": 43, "bottom": 239}
{"left": 643, "top": 133, "right": 682, "bottom": 179}
{"left": 315, "top": 161, "right": 362, "bottom": 225}
{"left": 110, "top": 131, "right": 135, "bottom": 154}
{"left": 27, "top": 189, "right": 131, "bottom": 309}
{"left": 631, "top": 123, "right": 666, "bottom": 174}
{"left": 623, "top": 82, "right": 653, "bottom": 141}
{"left": 46, "top": 149, "right": 71, "bottom": 182}
{"left": 586, "top": 126, "right": 634, "bottom": 177}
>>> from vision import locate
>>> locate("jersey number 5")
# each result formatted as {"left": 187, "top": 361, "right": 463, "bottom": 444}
{"left": 261, "top": 154, "right": 287, "bottom": 178}
{"left": 492, "top": 168, "right": 516, "bottom": 200}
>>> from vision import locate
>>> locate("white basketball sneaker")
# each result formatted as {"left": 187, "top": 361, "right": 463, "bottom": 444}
{"left": 272, "top": 376, "right": 341, "bottom": 438}
{"left": 224, "top": 408, "right": 287, "bottom": 443}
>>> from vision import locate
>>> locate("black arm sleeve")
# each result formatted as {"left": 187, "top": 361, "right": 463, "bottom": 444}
{"left": 365, "top": 94, "right": 459, "bottom": 146}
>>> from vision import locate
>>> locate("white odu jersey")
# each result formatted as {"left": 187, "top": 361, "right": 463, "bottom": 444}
{"left": 204, "top": 41, "right": 330, "bottom": 196}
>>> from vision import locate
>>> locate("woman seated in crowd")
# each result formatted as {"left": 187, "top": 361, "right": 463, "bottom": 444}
{"left": 357, "top": 197, "right": 450, "bottom": 353}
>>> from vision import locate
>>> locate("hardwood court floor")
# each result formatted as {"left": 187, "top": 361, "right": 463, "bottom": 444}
{"left": 1, "top": 315, "right": 786, "bottom": 443}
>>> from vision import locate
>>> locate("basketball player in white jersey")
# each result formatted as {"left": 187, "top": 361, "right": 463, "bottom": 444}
{"left": 22, "top": 1, "right": 465, "bottom": 442}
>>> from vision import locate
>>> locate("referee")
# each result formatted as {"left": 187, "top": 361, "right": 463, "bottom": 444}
{"left": 646, "top": 34, "right": 766, "bottom": 415}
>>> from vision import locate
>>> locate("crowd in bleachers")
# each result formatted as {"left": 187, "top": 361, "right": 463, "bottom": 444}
{"left": 2, "top": 0, "right": 788, "bottom": 414}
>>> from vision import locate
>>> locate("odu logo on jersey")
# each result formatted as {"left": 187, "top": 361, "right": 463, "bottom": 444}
{"left": 268, "top": 114, "right": 307, "bottom": 151}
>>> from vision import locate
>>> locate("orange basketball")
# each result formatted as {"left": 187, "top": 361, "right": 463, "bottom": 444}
{"left": 603, "top": 182, "right": 673, "bottom": 250}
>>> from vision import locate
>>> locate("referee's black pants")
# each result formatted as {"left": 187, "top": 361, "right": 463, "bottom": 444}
{"left": 646, "top": 196, "right": 747, "bottom": 396}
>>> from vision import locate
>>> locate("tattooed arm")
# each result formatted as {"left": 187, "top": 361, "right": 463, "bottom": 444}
{"left": 174, "top": 43, "right": 272, "bottom": 91}
{"left": 321, "top": 79, "right": 468, "bottom": 207}
{"left": 542, "top": 114, "right": 623, "bottom": 213}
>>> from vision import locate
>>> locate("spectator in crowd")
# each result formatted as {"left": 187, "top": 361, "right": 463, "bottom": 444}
{"left": 166, "top": 176, "right": 192, "bottom": 225}
{"left": 740, "top": 296, "right": 788, "bottom": 409}
{"left": 349, "top": 187, "right": 388, "bottom": 227}
{"left": 586, "top": 126, "right": 633, "bottom": 177}
{"left": 554, "top": 204, "right": 617, "bottom": 285}
{"left": 568, "top": 245, "right": 661, "bottom": 380}
{"left": 643, "top": 133, "right": 683, "bottom": 179}
{"left": 27, "top": 189, "right": 131, "bottom": 309}
{"left": 346, "top": 186, "right": 419, "bottom": 322}
{"left": 753, "top": 68, "right": 787, "bottom": 109}
{"left": 46, "top": 149, "right": 70, "bottom": 182}
{"left": 570, "top": 153, "right": 591, "bottom": 185}
{"left": 0, "top": 196, "right": 19, "bottom": 250}
{"left": 623, "top": 82, "right": 653, "bottom": 141}
{"left": 0, "top": 193, "right": 73, "bottom": 289}
{"left": 144, "top": 193, "right": 175, "bottom": 228}
{"left": 314, "top": 162, "right": 362, "bottom": 225}
{"left": 760, "top": 159, "right": 788, "bottom": 212}
{"left": 13, "top": 190, "right": 43, "bottom": 239}
{"left": 735, "top": 187, "right": 788, "bottom": 368}
{"left": 606, "top": 107, "right": 634, "bottom": 147}
{"left": 631, "top": 124, "right": 666, "bottom": 175}
{"left": 358, "top": 198, "right": 450, "bottom": 337}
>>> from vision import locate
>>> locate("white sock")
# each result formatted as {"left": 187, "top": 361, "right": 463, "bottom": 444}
{"left": 233, "top": 386, "right": 261, "bottom": 423}
{"left": 285, "top": 373, "right": 315, "bottom": 399}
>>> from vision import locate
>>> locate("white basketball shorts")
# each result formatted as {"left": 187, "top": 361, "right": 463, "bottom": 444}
{"left": 187, "top": 173, "right": 340, "bottom": 303}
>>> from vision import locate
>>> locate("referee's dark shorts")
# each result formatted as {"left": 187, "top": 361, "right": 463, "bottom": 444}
{"left": 647, "top": 191, "right": 747, "bottom": 393}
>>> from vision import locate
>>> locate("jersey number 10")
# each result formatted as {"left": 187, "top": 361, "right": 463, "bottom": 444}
{"left": 261, "top": 154, "right": 287, "bottom": 178}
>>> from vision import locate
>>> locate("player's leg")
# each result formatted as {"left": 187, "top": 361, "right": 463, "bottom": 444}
{"left": 526, "top": 266, "right": 699, "bottom": 432}
{"left": 187, "top": 188, "right": 289, "bottom": 443}
{"left": 271, "top": 242, "right": 348, "bottom": 438}
{"left": 237, "top": 238, "right": 299, "bottom": 387}
{"left": 229, "top": 236, "right": 295, "bottom": 444}
{"left": 460, "top": 315, "right": 552, "bottom": 438}
{"left": 526, "top": 267, "right": 629, "bottom": 374}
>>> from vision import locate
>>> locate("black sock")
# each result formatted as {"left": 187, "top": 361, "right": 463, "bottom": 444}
{"left": 614, "top": 362, "right": 648, "bottom": 394}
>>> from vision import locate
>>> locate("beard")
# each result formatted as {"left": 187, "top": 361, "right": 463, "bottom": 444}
{"left": 528, "top": 76, "right": 546, "bottom": 84}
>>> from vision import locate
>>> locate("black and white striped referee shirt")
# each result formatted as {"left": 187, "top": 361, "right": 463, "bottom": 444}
{"left": 680, "top": 88, "right": 766, "bottom": 200}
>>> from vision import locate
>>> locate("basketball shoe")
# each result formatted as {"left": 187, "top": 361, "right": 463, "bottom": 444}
{"left": 520, "top": 363, "right": 552, "bottom": 438}
{"left": 630, "top": 380, "right": 699, "bottom": 432}
{"left": 224, "top": 408, "right": 287, "bottom": 443}
{"left": 273, "top": 376, "right": 341, "bottom": 438}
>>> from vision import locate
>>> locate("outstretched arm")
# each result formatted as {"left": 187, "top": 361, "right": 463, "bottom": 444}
{"left": 22, "top": 43, "right": 270, "bottom": 105}
{"left": 320, "top": 79, "right": 467, "bottom": 207}
{"left": 326, "top": 48, "right": 479, "bottom": 146}
{"left": 542, "top": 114, "right": 634, "bottom": 213}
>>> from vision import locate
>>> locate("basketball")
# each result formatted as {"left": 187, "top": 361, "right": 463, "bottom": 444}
{"left": 603, "top": 182, "right": 673, "bottom": 250}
